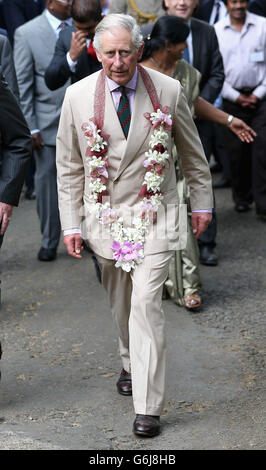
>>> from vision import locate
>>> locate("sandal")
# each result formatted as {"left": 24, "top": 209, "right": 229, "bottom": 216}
{"left": 184, "top": 293, "right": 201, "bottom": 311}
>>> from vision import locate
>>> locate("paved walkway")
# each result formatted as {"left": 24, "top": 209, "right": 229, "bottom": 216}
{"left": 0, "top": 183, "right": 265, "bottom": 450}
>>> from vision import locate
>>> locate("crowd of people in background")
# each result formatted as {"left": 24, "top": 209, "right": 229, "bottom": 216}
{"left": 0, "top": 0, "right": 265, "bottom": 306}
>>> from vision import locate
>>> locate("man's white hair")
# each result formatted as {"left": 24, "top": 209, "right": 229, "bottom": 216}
{"left": 93, "top": 13, "right": 143, "bottom": 51}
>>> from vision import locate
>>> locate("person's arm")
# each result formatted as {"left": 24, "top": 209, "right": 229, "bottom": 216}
{"left": 0, "top": 35, "right": 19, "bottom": 99}
{"left": 173, "top": 86, "right": 213, "bottom": 237}
{"left": 0, "top": 73, "right": 31, "bottom": 232}
{"left": 45, "top": 29, "right": 74, "bottom": 91}
{"left": 56, "top": 88, "right": 85, "bottom": 258}
{"left": 13, "top": 26, "right": 39, "bottom": 132}
{"left": 194, "top": 96, "right": 257, "bottom": 143}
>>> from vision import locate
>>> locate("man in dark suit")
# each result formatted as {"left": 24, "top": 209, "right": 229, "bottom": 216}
{"left": 160, "top": 0, "right": 224, "bottom": 266}
{"left": 248, "top": 0, "right": 266, "bottom": 17}
{"left": 0, "top": 73, "right": 31, "bottom": 244}
{"left": 45, "top": 0, "right": 102, "bottom": 91}
{"left": 3, "top": 0, "right": 45, "bottom": 46}
{"left": 0, "top": 72, "right": 31, "bottom": 371}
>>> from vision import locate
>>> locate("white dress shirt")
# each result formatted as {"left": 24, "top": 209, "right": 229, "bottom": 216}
{"left": 215, "top": 11, "right": 266, "bottom": 102}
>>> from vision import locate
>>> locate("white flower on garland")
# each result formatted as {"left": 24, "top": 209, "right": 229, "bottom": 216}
{"left": 89, "top": 178, "right": 106, "bottom": 198}
{"left": 144, "top": 171, "right": 164, "bottom": 192}
{"left": 150, "top": 129, "right": 169, "bottom": 147}
{"left": 150, "top": 109, "right": 172, "bottom": 128}
{"left": 87, "top": 155, "right": 105, "bottom": 170}
{"left": 144, "top": 149, "right": 170, "bottom": 166}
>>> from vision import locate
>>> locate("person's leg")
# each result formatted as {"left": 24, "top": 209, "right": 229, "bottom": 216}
{"left": 212, "top": 123, "right": 232, "bottom": 188}
{"left": 34, "top": 146, "right": 61, "bottom": 255}
{"left": 24, "top": 152, "right": 36, "bottom": 199}
{"left": 165, "top": 174, "right": 201, "bottom": 308}
{"left": 129, "top": 251, "right": 174, "bottom": 416}
{"left": 95, "top": 254, "right": 132, "bottom": 373}
{"left": 196, "top": 120, "right": 218, "bottom": 264}
{"left": 222, "top": 100, "right": 253, "bottom": 209}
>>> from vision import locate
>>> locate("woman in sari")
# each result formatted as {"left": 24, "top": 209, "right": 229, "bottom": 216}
{"left": 140, "top": 15, "right": 256, "bottom": 310}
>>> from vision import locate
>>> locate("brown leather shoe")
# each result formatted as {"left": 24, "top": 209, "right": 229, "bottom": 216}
{"left": 116, "top": 368, "right": 132, "bottom": 396}
{"left": 133, "top": 414, "right": 160, "bottom": 437}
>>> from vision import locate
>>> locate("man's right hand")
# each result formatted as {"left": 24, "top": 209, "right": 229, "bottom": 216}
{"left": 32, "top": 132, "right": 43, "bottom": 151}
{"left": 236, "top": 93, "right": 258, "bottom": 109}
{"left": 64, "top": 233, "right": 83, "bottom": 259}
{"left": 69, "top": 31, "right": 87, "bottom": 62}
{"left": 0, "top": 202, "right": 13, "bottom": 235}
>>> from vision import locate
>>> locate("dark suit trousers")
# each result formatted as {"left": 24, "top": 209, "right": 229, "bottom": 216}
{"left": 223, "top": 98, "right": 266, "bottom": 213}
{"left": 196, "top": 119, "right": 217, "bottom": 248}
{"left": 34, "top": 145, "right": 61, "bottom": 249}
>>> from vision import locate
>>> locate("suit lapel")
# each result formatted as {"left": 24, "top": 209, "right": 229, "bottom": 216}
{"left": 190, "top": 19, "right": 200, "bottom": 69}
{"left": 38, "top": 13, "right": 57, "bottom": 56}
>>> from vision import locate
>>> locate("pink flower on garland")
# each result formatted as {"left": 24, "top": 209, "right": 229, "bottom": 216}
{"left": 111, "top": 241, "right": 143, "bottom": 262}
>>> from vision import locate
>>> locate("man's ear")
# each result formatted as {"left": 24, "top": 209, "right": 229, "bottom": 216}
{"left": 95, "top": 50, "right": 102, "bottom": 63}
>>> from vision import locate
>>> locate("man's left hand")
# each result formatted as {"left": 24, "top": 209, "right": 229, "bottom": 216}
{"left": 0, "top": 202, "right": 13, "bottom": 234}
{"left": 191, "top": 212, "right": 212, "bottom": 239}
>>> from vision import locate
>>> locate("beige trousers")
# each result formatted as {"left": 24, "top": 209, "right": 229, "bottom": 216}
{"left": 96, "top": 251, "right": 174, "bottom": 415}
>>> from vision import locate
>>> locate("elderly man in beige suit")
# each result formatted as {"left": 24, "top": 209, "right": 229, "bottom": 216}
{"left": 56, "top": 13, "right": 213, "bottom": 437}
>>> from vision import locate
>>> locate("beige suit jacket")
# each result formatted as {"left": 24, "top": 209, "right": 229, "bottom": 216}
{"left": 56, "top": 67, "right": 213, "bottom": 259}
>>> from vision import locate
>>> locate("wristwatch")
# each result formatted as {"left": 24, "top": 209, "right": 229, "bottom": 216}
{"left": 227, "top": 114, "right": 234, "bottom": 126}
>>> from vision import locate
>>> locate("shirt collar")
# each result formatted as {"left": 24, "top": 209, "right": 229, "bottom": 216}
{"left": 45, "top": 8, "right": 72, "bottom": 34}
{"left": 224, "top": 10, "right": 255, "bottom": 29}
{"left": 106, "top": 67, "right": 138, "bottom": 92}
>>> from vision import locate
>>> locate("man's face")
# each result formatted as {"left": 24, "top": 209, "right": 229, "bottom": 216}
{"left": 73, "top": 19, "right": 101, "bottom": 39}
{"left": 47, "top": 0, "right": 72, "bottom": 20}
{"left": 226, "top": 0, "right": 248, "bottom": 21}
{"left": 164, "top": 0, "right": 198, "bottom": 21}
{"left": 96, "top": 27, "right": 143, "bottom": 86}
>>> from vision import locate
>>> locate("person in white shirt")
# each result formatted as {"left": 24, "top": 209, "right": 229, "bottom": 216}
{"left": 215, "top": 0, "right": 266, "bottom": 219}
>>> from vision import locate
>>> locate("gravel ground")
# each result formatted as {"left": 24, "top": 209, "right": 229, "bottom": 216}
{"left": 0, "top": 180, "right": 265, "bottom": 451}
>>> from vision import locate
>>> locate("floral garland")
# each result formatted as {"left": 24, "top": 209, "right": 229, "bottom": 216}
{"left": 81, "top": 108, "right": 172, "bottom": 272}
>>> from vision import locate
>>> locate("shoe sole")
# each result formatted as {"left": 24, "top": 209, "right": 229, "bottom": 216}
{"left": 117, "top": 387, "right": 132, "bottom": 396}
{"left": 200, "top": 260, "right": 218, "bottom": 266}
{"left": 185, "top": 306, "right": 201, "bottom": 313}
{"left": 133, "top": 428, "right": 160, "bottom": 437}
